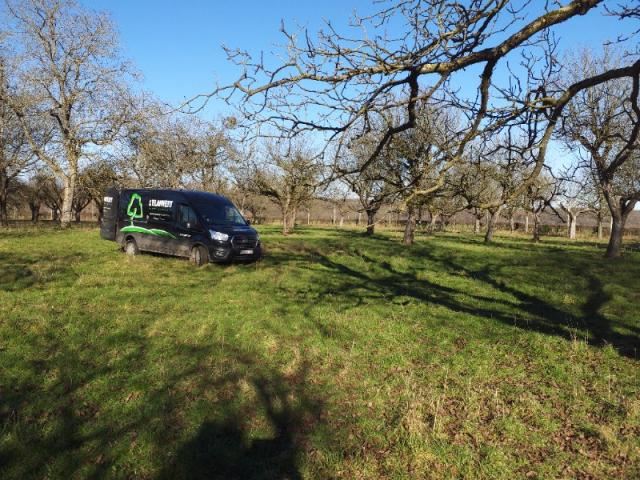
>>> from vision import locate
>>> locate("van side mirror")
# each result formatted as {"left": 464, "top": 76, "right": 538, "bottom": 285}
{"left": 246, "top": 219, "right": 251, "bottom": 226}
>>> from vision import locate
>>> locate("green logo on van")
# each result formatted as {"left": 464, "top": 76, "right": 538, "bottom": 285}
{"left": 121, "top": 225, "right": 177, "bottom": 238}
{"left": 120, "top": 192, "right": 177, "bottom": 239}
{"left": 127, "top": 193, "right": 144, "bottom": 220}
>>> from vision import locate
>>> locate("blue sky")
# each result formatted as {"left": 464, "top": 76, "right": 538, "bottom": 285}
{"left": 85, "top": 0, "right": 379, "bottom": 112}
{"left": 83, "top": 0, "right": 637, "bottom": 119}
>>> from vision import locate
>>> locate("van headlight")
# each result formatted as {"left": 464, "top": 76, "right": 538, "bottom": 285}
{"left": 209, "top": 230, "right": 229, "bottom": 242}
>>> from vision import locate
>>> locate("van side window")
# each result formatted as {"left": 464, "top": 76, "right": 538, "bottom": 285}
{"left": 178, "top": 204, "right": 199, "bottom": 229}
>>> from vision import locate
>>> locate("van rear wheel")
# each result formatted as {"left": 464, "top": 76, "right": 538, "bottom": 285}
{"left": 124, "top": 238, "right": 139, "bottom": 256}
{"left": 190, "top": 245, "right": 209, "bottom": 266}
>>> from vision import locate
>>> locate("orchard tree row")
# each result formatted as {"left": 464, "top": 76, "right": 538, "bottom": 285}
{"left": 1, "top": 0, "right": 639, "bottom": 258}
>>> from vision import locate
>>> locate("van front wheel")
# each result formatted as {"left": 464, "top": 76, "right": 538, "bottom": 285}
{"left": 190, "top": 245, "right": 209, "bottom": 266}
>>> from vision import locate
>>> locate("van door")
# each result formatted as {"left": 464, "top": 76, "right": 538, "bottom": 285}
{"left": 175, "top": 203, "right": 203, "bottom": 256}
{"left": 146, "top": 196, "right": 178, "bottom": 254}
{"left": 100, "top": 188, "right": 119, "bottom": 240}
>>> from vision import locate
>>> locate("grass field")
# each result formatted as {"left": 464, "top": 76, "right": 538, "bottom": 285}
{"left": 0, "top": 226, "right": 638, "bottom": 479}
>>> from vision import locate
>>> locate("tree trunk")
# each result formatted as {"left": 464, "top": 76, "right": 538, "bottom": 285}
{"left": 602, "top": 186, "right": 636, "bottom": 258}
{"left": 332, "top": 205, "right": 336, "bottom": 225}
{"left": 60, "top": 172, "right": 77, "bottom": 228}
{"left": 474, "top": 216, "right": 481, "bottom": 234}
{"left": 365, "top": 208, "right": 376, "bottom": 236}
{"left": 0, "top": 199, "right": 8, "bottom": 226}
{"left": 605, "top": 213, "right": 626, "bottom": 258}
{"left": 75, "top": 209, "right": 82, "bottom": 223}
{"left": 566, "top": 211, "right": 577, "bottom": 240}
{"left": 282, "top": 208, "right": 291, "bottom": 235}
{"left": 569, "top": 215, "right": 575, "bottom": 239}
{"left": 509, "top": 214, "right": 515, "bottom": 233}
{"left": 403, "top": 206, "right": 416, "bottom": 245}
{"left": 429, "top": 212, "right": 439, "bottom": 233}
{"left": 0, "top": 172, "right": 8, "bottom": 226}
{"left": 0, "top": 191, "right": 8, "bottom": 227}
{"left": 597, "top": 218, "right": 603, "bottom": 240}
{"left": 484, "top": 207, "right": 501, "bottom": 243}
{"left": 532, "top": 213, "right": 541, "bottom": 242}
{"left": 30, "top": 202, "right": 40, "bottom": 223}
{"left": 524, "top": 214, "right": 529, "bottom": 233}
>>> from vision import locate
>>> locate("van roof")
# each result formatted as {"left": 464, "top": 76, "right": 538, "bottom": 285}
{"left": 121, "top": 189, "right": 232, "bottom": 205}
{"left": 182, "top": 190, "right": 233, "bottom": 205}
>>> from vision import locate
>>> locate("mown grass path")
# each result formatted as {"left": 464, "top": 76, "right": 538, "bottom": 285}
{"left": 0, "top": 226, "right": 638, "bottom": 479}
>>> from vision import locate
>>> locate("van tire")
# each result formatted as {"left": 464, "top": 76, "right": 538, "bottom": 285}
{"left": 124, "top": 238, "right": 139, "bottom": 256}
{"left": 190, "top": 245, "right": 208, "bottom": 266}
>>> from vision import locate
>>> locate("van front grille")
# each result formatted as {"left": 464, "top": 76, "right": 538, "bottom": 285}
{"left": 231, "top": 234, "right": 257, "bottom": 249}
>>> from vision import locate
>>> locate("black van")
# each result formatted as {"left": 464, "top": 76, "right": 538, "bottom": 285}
{"left": 100, "top": 188, "right": 261, "bottom": 266}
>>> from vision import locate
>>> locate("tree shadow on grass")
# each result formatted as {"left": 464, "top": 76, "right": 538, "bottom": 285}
{"left": 0, "top": 328, "right": 150, "bottom": 479}
{"left": 0, "top": 252, "right": 85, "bottom": 291}
{"left": 159, "top": 357, "right": 321, "bottom": 480}
{"left": 450, "top": 258, "right": 638, "bottom": 358}
{"left": 266, "top": 239, "right": 638, "bottom": 359}
{"left": 0, "top": 321, "right": 324, "bottom": 480}
{"left": 0, "top": 262, "right": 37, "bottom": 291}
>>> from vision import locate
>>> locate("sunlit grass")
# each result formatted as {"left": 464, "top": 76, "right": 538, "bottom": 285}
{"left": 0, "top": 226, "right": 638, "bottom": 479}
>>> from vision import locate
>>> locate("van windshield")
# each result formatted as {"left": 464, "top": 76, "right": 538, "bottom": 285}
{"left": 193, "top": 201, "right": 247, "bottom": 226}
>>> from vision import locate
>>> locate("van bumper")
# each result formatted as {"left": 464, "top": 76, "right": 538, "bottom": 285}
{"left": 208, "top": 243, "right": 262, "bottom": 263}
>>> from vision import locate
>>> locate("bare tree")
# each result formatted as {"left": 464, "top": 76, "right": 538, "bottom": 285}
{"left": 124, "top": 101, "right": 234, "bottom": 192}
{"left": 186, "top": 125, "right": 235, "bottom": 192}
{"left": 19, "top": 173, "right": 51, "bottom": 222}
{"left": 558, "top": 172, "right": 593, "bottom": 240}
{"left": 559, "top": 49, "right": 640, "bottom": 257}
{"left": 71, "top": 177, "right": 92, "bottom": 223}
{"left": 386, "top": 104, "right": 458, "bottom": 244}
{"left": 81, "top": 160, "right": 119, "bottom": 222}
{"left": 448, "top": 155, "right": 496, "bottom": 235}
{"left": 35, "top": 171, "right": 63, "bottom": 221}
{"left": 503, "top": 195, "right": 525, "bottom": 233}
{"left": 226, "top": 161, "right": 268, "bottom": 224}
{"left": 247, "top": 141, "right": 323, "bottom": 235}
{"left": 340, "top": 135, "right": 396, "bottom": 236}
{"left": 582, "top": 174, "right": 610, "bottom": 240}
{"left": 427, "top": 191, "right": 466, "bottom": 233}
{"left": 524, "top": 169, "right": 560, "bottom": 242}
{"left": 1, "top": 0, "right": 134, "bottom": 227}
{"left": 203, "top": 0, "right": 639, "bottom": 212}
{"left": 322, "top": 184, "right": 352, "bottom": 229}
{"left": 0, "top": 64, "right": 33, "bottom": 225}
{"left": 454, "top": 134, "right": 531, "bottom": 243}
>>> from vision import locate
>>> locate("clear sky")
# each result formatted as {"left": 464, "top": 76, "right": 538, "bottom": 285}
{"left": 83, "top": 0, "right": 637, "bottom": 119}
{"left": 85, "top": 0, "right": 381, "bottom": 113}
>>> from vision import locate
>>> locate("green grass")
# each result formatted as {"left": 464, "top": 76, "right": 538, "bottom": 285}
{"left": 0, "top": 226, "right": 638, "bottom": 479}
